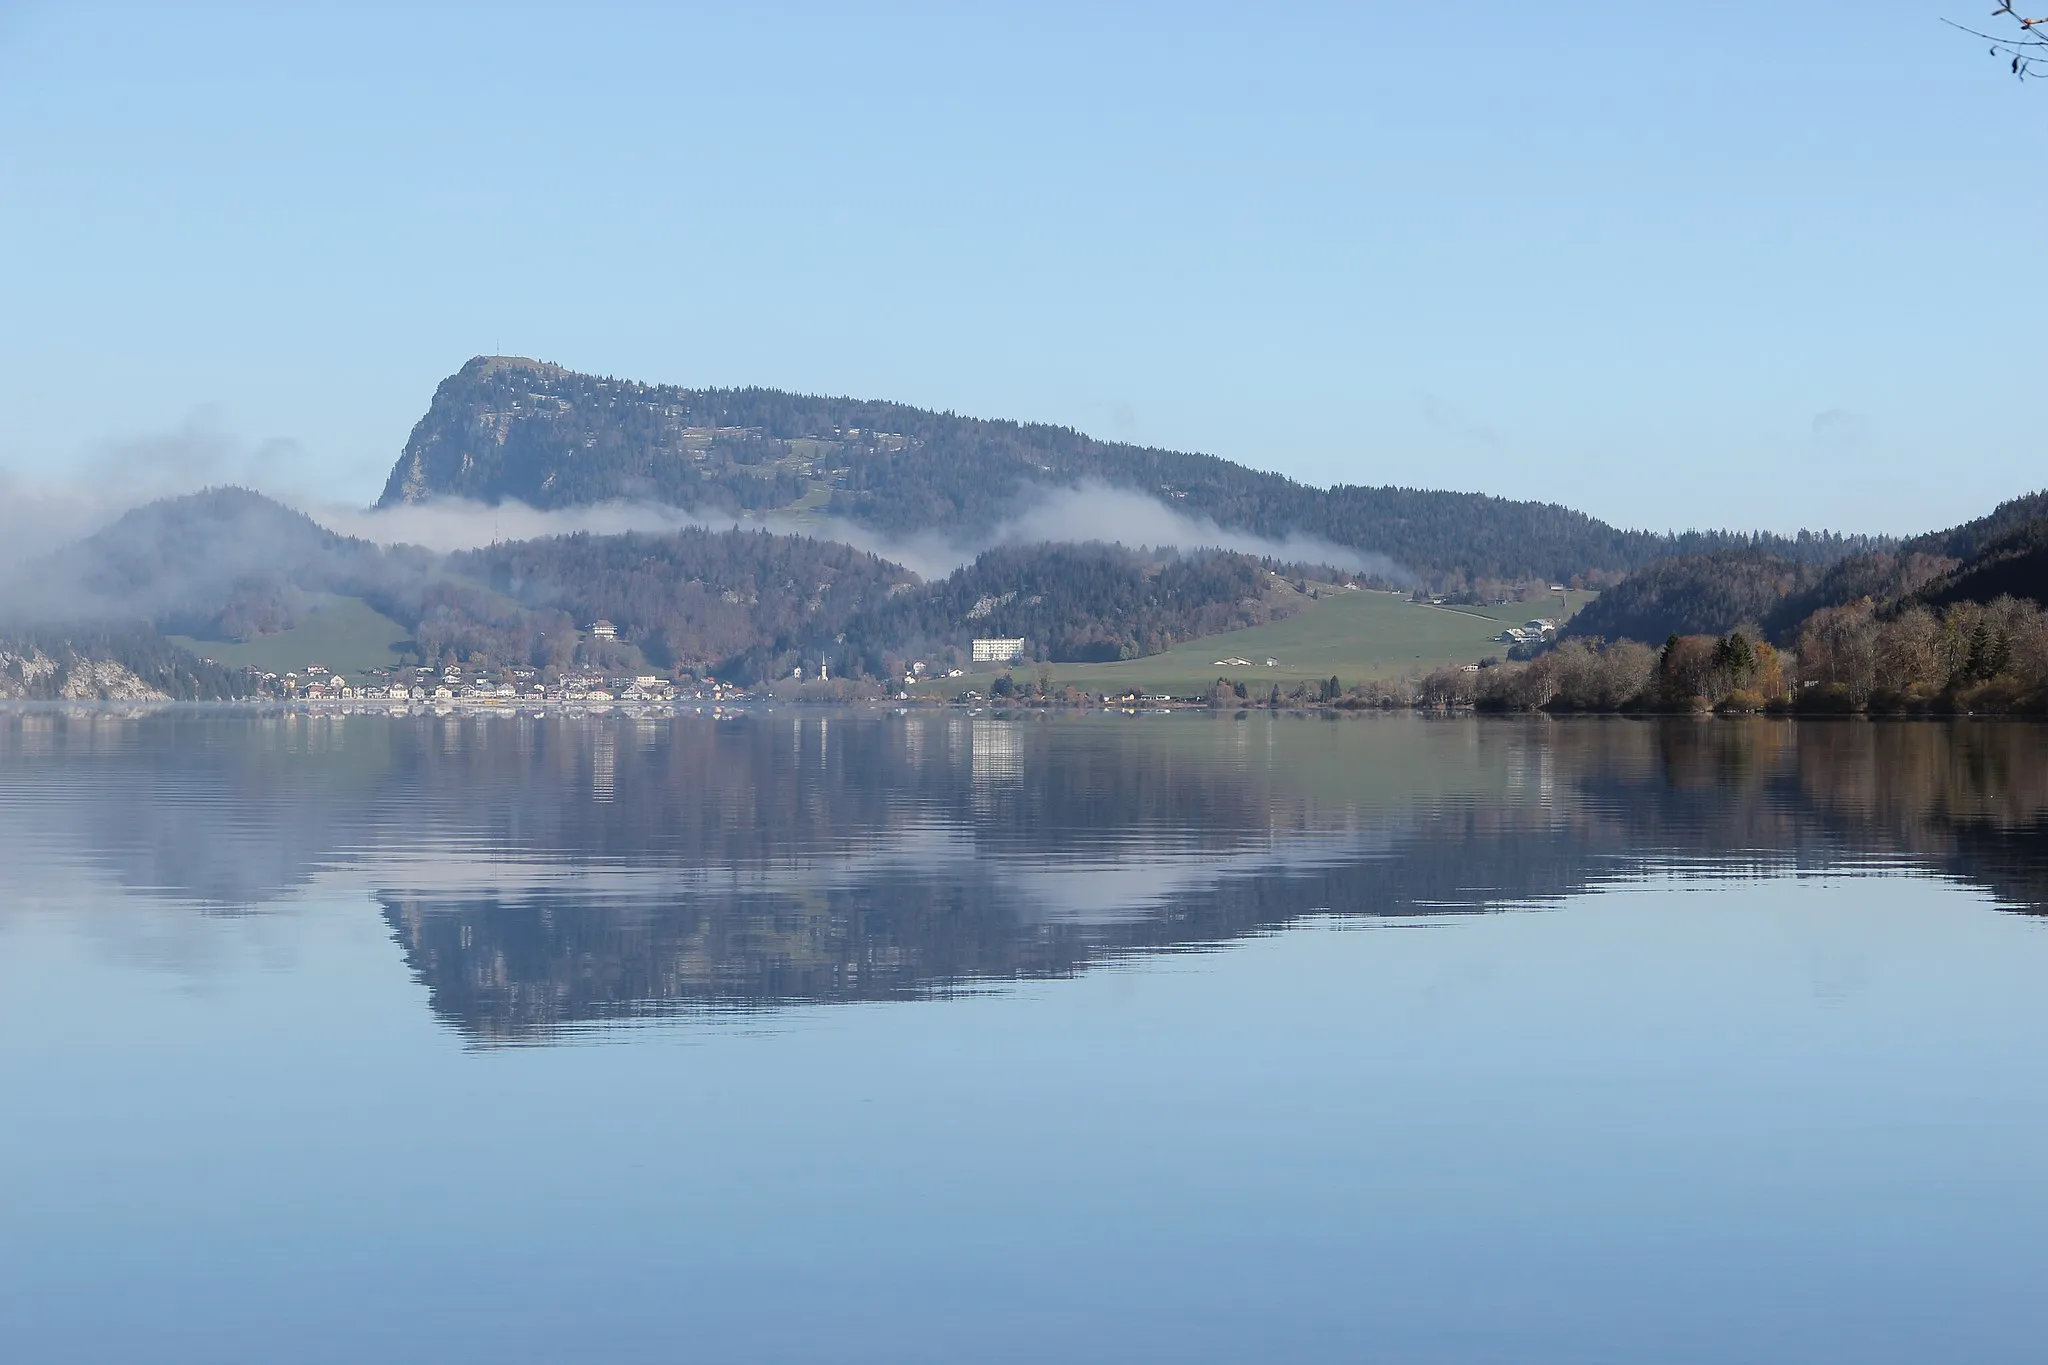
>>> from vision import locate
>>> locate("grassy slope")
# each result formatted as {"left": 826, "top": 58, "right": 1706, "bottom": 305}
{"left": 167, "top": 595, "right": 415, "bottom": 682}
{"left": 920, "top": 590, "right": 1589, "bottom": 696}
{"left": 153, "top": 584, "right": 1585, "bottom": 694}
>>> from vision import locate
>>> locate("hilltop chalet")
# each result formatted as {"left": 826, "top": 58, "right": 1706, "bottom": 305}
{"left": 587, "top": 620, "right": 617, "bottom": 641}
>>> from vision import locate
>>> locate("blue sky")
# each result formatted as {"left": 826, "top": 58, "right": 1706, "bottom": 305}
{"left": 0, "top": 1, "right": 2039, "bottom": 536}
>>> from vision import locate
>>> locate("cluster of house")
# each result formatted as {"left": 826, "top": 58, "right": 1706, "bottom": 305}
{"left": 277, "top": 662, "right": 750, "bottom": 709}
{"left": 896, "top": 659, "right": 966, "bottom": 686}
{"left": 1496, "top": 618, "right": 1562, "bottom": 647}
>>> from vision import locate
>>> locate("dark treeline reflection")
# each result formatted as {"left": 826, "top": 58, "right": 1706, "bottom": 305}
{"left": 2, "top": 709, "right": 2045, "bottom": 1040}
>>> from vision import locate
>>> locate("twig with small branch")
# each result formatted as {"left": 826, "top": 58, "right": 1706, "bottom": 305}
{"left": 1946, "top": 1, "right": 2048, "bottom": 79}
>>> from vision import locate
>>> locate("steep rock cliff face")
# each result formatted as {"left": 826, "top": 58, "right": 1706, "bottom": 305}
{"left": 0, "top": 648, "right": 170, "bottom": 701}
{"left": 0, "top": 628, "right": 253, "bottom": 701}
{"left": 382, "top": 356, "right": 575, "bottom": 506}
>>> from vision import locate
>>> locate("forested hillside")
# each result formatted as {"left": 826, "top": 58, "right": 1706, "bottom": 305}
{"left": 0, "top": 487, "right": 528, "bottom": 667}
{"left": 379, "top": 356, "right": 1877, "bottom": 583}
{"left": 1566, "top": 498, "right": 2048, "bottom": 650}
{"left": 4, "top": 486, "right": 398, "bottom": 635}
{"left": 0, "top": 627, "right": 262, "bottom": 700}
{"left": 457, "top": 533, "right": 1306, "bottom": 681}
{"left": 26, "top": 481, "right": 2044, "bottom": 699}
{"left": 1917, "top": 518, "right": 2048, "bottom": 609}
{"left": 5, "top": 491, "right": 1330, "bottom": 686}
{"left": 452, "top": 529, "right": 913, "bottom": 674}
{"left": 1560, "top": 552, "right": 1818, "bottom": 646}
{"left": 1905, "top": 490, "right": 2048, "bottom": 562}
{"left": 833, "top": 544, "right": 1298, "bottom": 680}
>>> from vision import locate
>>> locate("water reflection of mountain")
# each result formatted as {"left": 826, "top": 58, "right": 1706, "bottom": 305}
{"left": 2, "top": 709, "right": 2044, "bottom": 1039}
{"left": 379, "top": 807, "right": 1606, "bottom": 1039}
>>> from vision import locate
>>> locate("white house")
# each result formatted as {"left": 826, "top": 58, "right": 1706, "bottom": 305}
{"left": 971, "top": 637, "right": 1026, "bottom": 663}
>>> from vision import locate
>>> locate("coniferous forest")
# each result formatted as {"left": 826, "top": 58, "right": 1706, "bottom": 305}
{"left": 380, "top": 357, "right": 1881, "bottom": 584}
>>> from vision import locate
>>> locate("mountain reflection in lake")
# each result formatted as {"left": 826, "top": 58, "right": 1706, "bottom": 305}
{"left": 1, "top": 709, "right": 2044, "bottom": 1039}
{"left": 4, "top": 709, "right": 2048, "bottom": 1364}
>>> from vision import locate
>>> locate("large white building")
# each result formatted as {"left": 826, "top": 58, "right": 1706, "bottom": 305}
{"left": 971, "top": 637, "right": 1026, "bottom": 663}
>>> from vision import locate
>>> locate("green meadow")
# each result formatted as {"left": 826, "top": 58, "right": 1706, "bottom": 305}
{"left": 926, "top": 590, "right": 1588, "bottom": 697}
{"left": 167, "top": 595, "right": 415, "bottom": 682}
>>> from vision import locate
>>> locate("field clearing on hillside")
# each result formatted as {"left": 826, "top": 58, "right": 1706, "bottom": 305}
{"left": 168, "top": 596, "right": 414, "bottom": 681}
{"left": 919, "top": 590, "right": 1589, "bottom": 697}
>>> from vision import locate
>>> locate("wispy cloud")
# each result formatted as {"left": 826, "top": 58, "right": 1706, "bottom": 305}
{"left": 2, "top": 408, "right": 1415, "bottom": 621}
{"left": 980, "top": 481, "right": 1410, "bottom": 581}
{"left": 0, "top": 470, "right": 111, "bottom": 571}
{"left": 319, "top": 479, "right": 1412, "bottom": 583}
{"left": 0, "top": 412, "right": 308, "bottom": 574}
{"left": 310, "top": 498, "right": 711, "bottom": 553}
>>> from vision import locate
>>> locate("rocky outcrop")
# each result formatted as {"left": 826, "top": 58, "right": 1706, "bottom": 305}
{"left": 1, "top": 647, "right": 172, "bottom": 702}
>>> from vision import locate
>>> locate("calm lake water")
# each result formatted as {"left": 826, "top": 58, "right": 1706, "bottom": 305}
{"left": 1, "top": 708, "right": 2044, "bottom": 1364}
